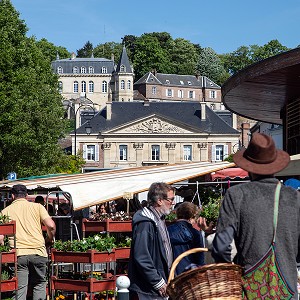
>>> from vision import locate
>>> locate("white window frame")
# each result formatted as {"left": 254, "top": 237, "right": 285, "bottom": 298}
{"left": 120, "top": 65, "right": 126, "bottom": 72}
{"left": 89, "top": 66, "right": 94, "bottom": 74}
{"left": 80, "top": 66, "right": 86, "bottom": 74}
{"left": 121, "top": 80, "right": 125, "bottom": 90}
{"left": 209, "top": 90, "right": 217, "bottom": 99}
{"left": 83, "top": 144, "right": 99, "bottom": 162}
{"left": 178, "top": 90, "right": 184, "bottom": 98}
{"left": 211, "top": 144, "right": 228, "bottom": 162}
{"left": 57, "top": 66, "right": 63, "bottom": 74}
{"left": 58, "top": 81, "right": 63, "bottom": 93}
{"left": 183, "top": 145, "right": 192, "bottom": 161}
{"left": 127, "top": 80, "right": 131, "bottom": 90}
{"left": 102, "top": 66, "right": 107, "bottom": 73}
{"left": 151, "top": 145, "right": 160, "bottom": 161}
{"left": 152, "top": 86, "right": 157, "bottom": 95}
{"left": 189, "top": 91, "right": 195, "bottom": 99}
{"left": 73, "top": 66, "right": 78, "bottom": 74}
{"left": 88, "top": 81, "right": 94, "bottom": 93}
{"left": 102, "top": 81, "right": 107, "bottom": 93}
{"left": 166, "top": 89, "right": 173, "bottom": 97}
{"left": 119, "top": 145, "right": 128, "bottom": 161}
{"left": 81, "top": 81, "right": 86, "bottom": 93}
{"left": 73, "top": 81, "right": 79, "bottom": 93}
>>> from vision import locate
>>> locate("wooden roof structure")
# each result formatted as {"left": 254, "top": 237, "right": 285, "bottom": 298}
{"left": 222, "top": 47, "right": 300, "bottom": 125}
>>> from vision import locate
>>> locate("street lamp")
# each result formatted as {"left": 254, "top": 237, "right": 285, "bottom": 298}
{"left": 63, "top": 98, "right": 97, "bottom": 156}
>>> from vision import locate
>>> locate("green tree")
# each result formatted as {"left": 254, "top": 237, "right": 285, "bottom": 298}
{"left": 93, "top": 41, "right": 123, "bottom": 61}
{"left": 77, "top": 41, "right": 93, "bottom": 58}
{"left": 197, "top": 47, "right": 229, "bottom": 85}
{"left": 36, "top": 38, "right": 70, "bottom": 61}
{"left": 0, "top": 0, "right": 82, "bottom": 179}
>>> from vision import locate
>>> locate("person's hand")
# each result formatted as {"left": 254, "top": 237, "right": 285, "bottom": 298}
{"left": 197, "top": 216, "right": 215, "bottom": 234}
{"left": 45, "top": 236, "right": 54, "bottom": 248}
{"left": 158, "top": 283, "right": 168, "bottom": 298}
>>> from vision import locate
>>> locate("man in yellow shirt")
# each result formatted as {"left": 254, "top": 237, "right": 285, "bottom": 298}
{"left": 1, "top": 184, "right": 56, "bottom": 300}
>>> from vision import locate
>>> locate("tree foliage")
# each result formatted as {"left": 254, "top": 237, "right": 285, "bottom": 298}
{"left": 36, "top": 38, "right": 70, "bottom": 61}
{"left": 93, "top": 41, "right": 123, "bottom": 61}
{"left": 0, "top": 0, "right": 83, "bottom": 179}
{"left": 77, "top": 41, "right": 94, "bottom": 58}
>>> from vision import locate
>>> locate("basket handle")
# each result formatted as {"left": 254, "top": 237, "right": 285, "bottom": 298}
{"left": 167, "top": 247, "right": 208, "bottom": 284}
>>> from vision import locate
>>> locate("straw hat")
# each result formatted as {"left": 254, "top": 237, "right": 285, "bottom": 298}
{"left": 233, "top": 133, "right": 290, "bottom": 175}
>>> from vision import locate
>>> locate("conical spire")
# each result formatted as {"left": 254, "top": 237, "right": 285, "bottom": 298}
{"left": 115, "top": 46, "right": 133, "bottom": 73}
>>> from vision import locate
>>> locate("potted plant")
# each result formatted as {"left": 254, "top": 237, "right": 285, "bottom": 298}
{"left": 199, "top": 197, "right": 221, "bottom": 225}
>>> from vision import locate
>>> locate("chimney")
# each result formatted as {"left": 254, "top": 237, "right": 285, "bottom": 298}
{"left": 144, "top": 99, "right": 150, "bottom": 106}
{"left": 201, "top": 102, "right": 206, "bottom": 120}
{"left": 106, "top": 94, "right": 112, "bottom": 120}
{"left": 71, "top": 52, "right": 76, "bottom": 60}
{"left": 111, "top": 53, "right": 114, "bottom": 62}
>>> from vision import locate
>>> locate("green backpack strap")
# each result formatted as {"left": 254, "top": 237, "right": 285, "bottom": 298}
{"left": 272, "top": 182, "right": 281, "bottom": 244}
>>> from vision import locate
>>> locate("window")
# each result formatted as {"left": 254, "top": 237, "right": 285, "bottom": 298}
{"left": 187, "top": 81, "right": 192, "bottom": 85}
{"left": 83, "top": 144, "right": 99, "bottom": 161}
{"left": 73, "top": 66, "right": 78, "bottom": 74}
{"left": 88, "top": 81, "right": 94, "bottom": 93}
{"left": 166, "top": 80, "right": 170, "bottom": 84}
{"left": 58, "top": 81, "right": 63, "bottom": 93}
{"left": 73, "top": 81, "right": 79, "bottom": 93}
{"left": 167, "top": 89, "right": 173, "bottom": 97}
{"left": 89, "top": 66, "right": 94, "bottom": 74}
{"left": 102, "top": 81, "right": 107, "bottom": 93}
{"left": 210, "top": 103, "right": 215, "bottom": 110}
{"left": 178, "top": 90, "right": 184, "bottom": 98}
{"left": 81, "top": 66, "right": 86, "bottom": 74}
{"left": 81, "top": 81, "right": 86, "bottom": 93}
{"left": 120, "top": 65, "right": 126, "bottom": 72}
{"left": 209, "top": 90, "right": 217, "bottom": 99}
{"left": 119, "top": 145, "right": 128, "bottom": 161}
{"left": 102, "top": 66, "right": 107, "bottom": 73}
{"left": 121, "top": 80, "right": 125, "bottom": 90}
{"left": 183, "top": 145, "right": 192, "bottom": 161}
{"left": 212, "top": 145, "right": 228, "bottom": 161}
{"left": 189, "top": 91, "right": 195, "bottom": 99}
{"left": 57, "top": 66, "right": 63, "bottom": 74}
{"left": 151, "top": 145, "right": 160, "bottom": 161}
{"left": 180, "top": 80, "right": 184, "bottom": 85}
{"left": 152, "top": 86, "right": 157, "bottom": 95}
{"left": 127, "top": 80, "right": 131, "bottom": 89}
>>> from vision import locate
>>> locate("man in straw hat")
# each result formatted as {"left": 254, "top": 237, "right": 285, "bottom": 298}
{"left": 212, "top": 133, "right": 300, "bottom": 298}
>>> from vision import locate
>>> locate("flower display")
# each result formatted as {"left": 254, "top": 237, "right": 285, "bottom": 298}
{"left": 90, "top": 211, "right": 132, "bottom": 222}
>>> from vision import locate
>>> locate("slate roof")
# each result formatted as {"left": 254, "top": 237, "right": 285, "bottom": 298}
{"left": 77, "top": 102, "right": 239, "bottom": 135}
{"left": 51, "top": 57, "right": 115, "bottom": 74}
{"left": 115, "top": 46, "right": 133, "bottom": 73}
{"left": 134, "top": 72, "right": 220, "bottom": 89}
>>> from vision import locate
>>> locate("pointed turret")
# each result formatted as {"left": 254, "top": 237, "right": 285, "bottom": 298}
{"left": 115, "top": 46, "right": 133, "bottom": 73}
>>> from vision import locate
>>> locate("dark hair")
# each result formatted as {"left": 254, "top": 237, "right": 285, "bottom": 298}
{"left": 176, "top": 202, "right": 199, "bottom": 220}
{"left": 11, "top": 184, "right": 27, "bottom": 198}
{"left": 147, "top": 182, "right": 175, "bottom": 206}
{"left": 35, "top": 195, "right": 45, "bottom": 205}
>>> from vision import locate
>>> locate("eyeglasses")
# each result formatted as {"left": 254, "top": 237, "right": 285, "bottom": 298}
{"left": 164, "top": 197, "right": 175, "bottom": 204}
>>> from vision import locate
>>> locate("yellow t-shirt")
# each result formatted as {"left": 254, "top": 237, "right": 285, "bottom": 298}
{"left": 1, "top": 198, "right": 51, "bottom": 257}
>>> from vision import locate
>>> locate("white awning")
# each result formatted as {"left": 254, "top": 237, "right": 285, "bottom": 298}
{"left": 0, "top": 161, "right": 234, "bottom": 210}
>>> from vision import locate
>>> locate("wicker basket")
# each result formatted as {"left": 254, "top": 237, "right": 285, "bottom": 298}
{"left": 167, "top": 248, "right": 243, "bottom": 300}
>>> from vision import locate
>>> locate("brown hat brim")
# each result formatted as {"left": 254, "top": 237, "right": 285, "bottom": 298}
{"left": 233, "top": 148, "right": 290, "bottom": 175}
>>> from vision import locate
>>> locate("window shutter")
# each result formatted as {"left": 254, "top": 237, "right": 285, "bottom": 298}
{"left": 223, "top": 145, "right": 229, "bottom": 160}
{"left": 95, "top": 145, "right": 99, "bottom": 161}
{"left": 211, "top": 145, "right": 216, "bottom": 162}
{"left": 166, "top": 89, "right": 168, "bottom": 96}
{"left": 83, "top": 145, "right": 87, "bottom": 159}
{"left": 172, "top": 89, "right": 174, "bottom": 97}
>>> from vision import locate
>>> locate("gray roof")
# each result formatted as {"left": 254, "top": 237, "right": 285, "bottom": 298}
{"left": 51, "top": 57, "right": 115, "bottom": 74}
{"left": 77, "top": 102, "right": 239, "bottom": 135}
{"left": 134, "top": 72, "right": 220, "bottom": 89}
{"left": 115, "top": 46, "right": 133, "bottom": 73}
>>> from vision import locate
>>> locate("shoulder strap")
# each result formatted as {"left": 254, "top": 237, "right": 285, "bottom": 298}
{"left": 273, "top": 182, "right": 281, "bottom": 244}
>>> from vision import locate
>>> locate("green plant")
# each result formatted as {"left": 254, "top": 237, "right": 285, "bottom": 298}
{"left": 0, "top": 214, "right": 11, "bottom": 224}
{"left": 53, "top": 234, "right": 116, "bottom": 253}
{"left": 165, "top": 211, "right": 176, "bottom": 222}
{"left": 199, "top": 198, "right": 221, "bottom": 224}
{"left": 0, "top": 236, "right": 10, "bottom": 252}
{"left": 1, "top": 270, "right": 10, "bottom": 281}
{"left": 117, "top": 236, "right": 131, "bottom": 248}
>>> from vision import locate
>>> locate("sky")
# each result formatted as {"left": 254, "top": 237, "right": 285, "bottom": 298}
{"left": 11, "top": 0, "right": 300, "bottom": 55}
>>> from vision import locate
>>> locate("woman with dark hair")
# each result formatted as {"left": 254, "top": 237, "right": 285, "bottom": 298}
{"left": 167, "top": 202, "right": 205, "bottom": 275}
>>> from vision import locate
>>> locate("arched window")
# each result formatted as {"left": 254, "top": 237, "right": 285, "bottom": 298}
{"left": 73, "top": 66, "right": 78, "bottom": 74}
{"left": 120, "top": 65, "right": 126, "bottom": 72}
{"left": 88, "top": 66, "right": 94, "bottom": 74}
{"left": 127, "top": 80, "right": 131, "bottom": 89}
{"left": 58, "top": 81, "right": 63, "bottom": 93}
{"left": 57, "top": 66, "right": 63, "bottom": 74}
{"left": 81, "top": 81, "right": 86, "bottom": 93}
{"left": 121, "top": 80, "right": 125, "bottom": 90}
{"left": 80, "top": 66, "right": 86, "bottom": 74}
{"left": 73, "top": 81, "right": 79, "bottom": 93}
{"left": 102, "top": 81, "right": 107, "bottom": 93}
{"left": 101, "top": 66, "right": 107, "bottom": 73}
{"left": 89, "top": 81, "right": 94, "bottom": 93}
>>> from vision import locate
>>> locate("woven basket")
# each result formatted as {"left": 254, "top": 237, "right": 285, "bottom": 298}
{"left": 167, "top": 248, "right": 243, "bottom": 300}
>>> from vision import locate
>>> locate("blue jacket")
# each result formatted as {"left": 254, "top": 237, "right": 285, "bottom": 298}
{"left": 167, "top": 220, "right": 205, "bottom": 275}
{"left": 128, "top": 208, "right": 169, "bottom": 297}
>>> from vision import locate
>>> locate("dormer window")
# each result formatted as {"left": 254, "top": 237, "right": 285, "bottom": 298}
{"left": 120, "top": 65, "right": 126, "bottom": 72}
{"left": 187, "top": 81, "right": 192, "bottom": 85}
{"left": 180, "top": 80, "right": 184, "bottom": 85}
{"left": 80, "top": 66, "right": 86, "bottom": 74}
{"left": 57, "top": 66, "right": 63, "bottom": 74}
{"left": 102, "top": 66, "right": 107, "bottom": 73}
{"left": 166, "top": 80, "right": 170, "bottom": 84}
{"left": 73, "top": 67, "right": 79, "bottom": 74}
{"left": 89, "top": 66, "right": 94, "bottom": 74}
